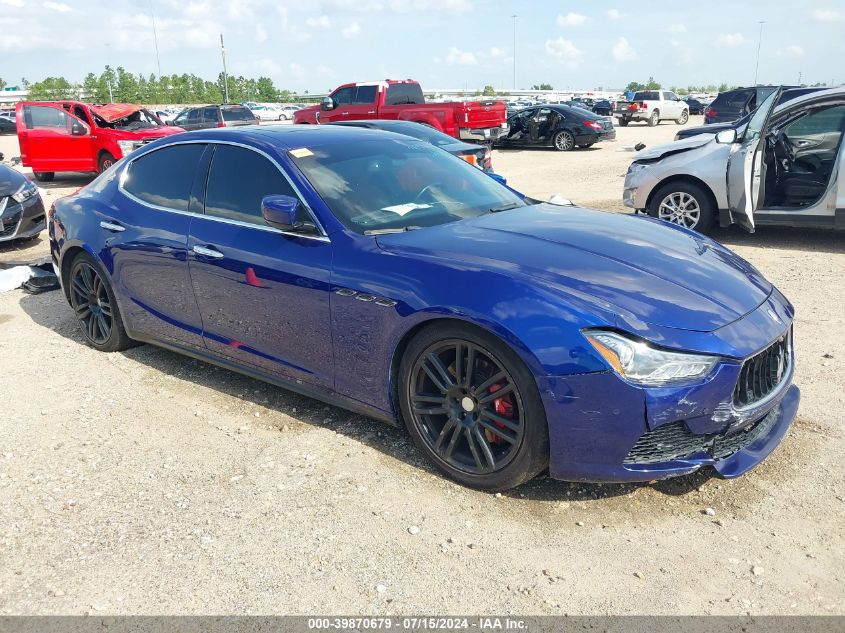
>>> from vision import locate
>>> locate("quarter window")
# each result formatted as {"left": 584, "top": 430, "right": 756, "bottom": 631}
{"left": 122, "top": 143, "right": 205, "bottom": 211}
{"left": 204, "top": 145, "right": 304, "bottom": 226}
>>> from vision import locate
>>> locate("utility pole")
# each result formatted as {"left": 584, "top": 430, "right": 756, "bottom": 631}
{"left": 220, "top": 33, "right": 229, "bottom": 104}
{"left": 798, "top": 71, "right": 802, "bottom": 85}
{"left": 149, "top": 0, "right": 162, "bottom": 79}
{"left": 107, "top": 79, "right": 114, "bottom": 103}
{"left": 511, "top": 15, "right": 518, "bottom": 90}
{"left": 753, "top": 21, "right": 765, "bottom": 86}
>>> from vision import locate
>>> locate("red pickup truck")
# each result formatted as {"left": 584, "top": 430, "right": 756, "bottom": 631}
{"left": 15, "top": 101, "right": 184, "bottom": 182}
{"left": 294, "top": 80, "right": 508, "bottom": 142}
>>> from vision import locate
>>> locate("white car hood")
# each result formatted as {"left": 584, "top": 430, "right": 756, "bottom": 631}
{"left": 634, "top": 135, "right": 714, "bottom": 161}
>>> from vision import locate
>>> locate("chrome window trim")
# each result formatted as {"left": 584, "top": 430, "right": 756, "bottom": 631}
{"left": 116, "top": 138, "right": 331, "bottom": 243}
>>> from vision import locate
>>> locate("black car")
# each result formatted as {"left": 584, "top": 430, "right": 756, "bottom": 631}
{"left": 0, "top": 165, "right": 46, "bottom": 243}
{"left": 683, "top": 97, "right": 707, "bottom": 115}
{"left": 592, "top": 99, "right": 615, "bottom": 116}
{"left": 495, "top": 104, "right": 615, "bottom": 151}
{"left": 676, "top": 87, "right": 828, "bottom": 140}
{"left": 0, "top": 113, "right": 15, "bottom": 134}
{"left": 703, "top": 85, "right": 800, "bottom": 124}
{"left": 329, "top": 119, "right": 493, "bottom": 172}
{"left": 171, "top": 104, "right": 258, "bottom": 131}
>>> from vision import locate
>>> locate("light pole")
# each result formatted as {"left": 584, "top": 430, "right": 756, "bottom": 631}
{"left": 220, "top": 33, "right": 229, "bottom": 104}
{"left": 149, "top": 0, "right": 162, "bottom": 79}
{"left": 753, "top": 21, "right": 765, "bottom": 86}
{"left": 511, "top": 14, "right": 517, "bottom": 90}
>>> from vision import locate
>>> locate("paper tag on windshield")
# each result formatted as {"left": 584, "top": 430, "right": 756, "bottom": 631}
{"left": 289, "top": 148, "right": 313, "bottom": 158}
{"left": 382, "top": 203, "right": 431, "bottom": 216}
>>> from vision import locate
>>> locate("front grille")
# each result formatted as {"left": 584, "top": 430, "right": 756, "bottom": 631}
{"left": 733, "top": 331, "right": 791, "bottom": 408}
{"left": 0, "top": 209, "right": 22, "bottom": 238}
{"left": 624, "top": 406, "right": 780, "bottom": 465}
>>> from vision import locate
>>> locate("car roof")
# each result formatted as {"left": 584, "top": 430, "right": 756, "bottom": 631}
{"left": 772, "top": 86, "right": 845, "bottom": 115}
{"left": 146, "top": 124, "right": 415, "bottom": 153}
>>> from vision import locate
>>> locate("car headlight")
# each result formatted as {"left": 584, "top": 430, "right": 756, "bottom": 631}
{"left": 117, "top": 140, "right": 138, "bottom": 158}
{"left": 11, "top": 180, "right": 37, "bottom": 204}
{"left": 626, "top": 162, "right": 651, "bottom": 176}
{"left": 584, "top": 330, "right": 719, "bottom": 385}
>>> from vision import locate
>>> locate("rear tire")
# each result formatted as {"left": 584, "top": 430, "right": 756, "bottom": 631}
{"left": 398, "top": 322, "right": 549, "bottom": 491}
{"left": 553, "top": 130, "right": 575, "bottom": 151}
{"left": 676, "top": 110, "right": 689, "bottom": 125}
{"left": 67, "top": 252, "right": 135, "bottom": 352}
{"left": 33, "top": 172, "right": 54, "bottom": 182}
{"left": 648, "top": 111, "right": 660, "bottom": 127}
{"left": 618, "top": 118, "right": 629, "bottom": 127}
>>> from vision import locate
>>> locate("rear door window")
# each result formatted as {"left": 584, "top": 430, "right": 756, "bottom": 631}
{"left": 202, "top": 106, "right": 219, "bottom": 124}
{"left": 122, "top": 143, "right": 206, "bottom": 211}
{"left": 204, "top": 145, "right": 306, "bottom": 226}
{"left": 385, "top": 83, "right": 425, "bottom": 105}
{"left": 354, "top": 85, "right": 378, "bottom": 104}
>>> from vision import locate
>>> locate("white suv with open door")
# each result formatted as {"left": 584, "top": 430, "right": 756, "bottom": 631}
{"left": 622, "top": 87, "right": 845, "bottom": 233}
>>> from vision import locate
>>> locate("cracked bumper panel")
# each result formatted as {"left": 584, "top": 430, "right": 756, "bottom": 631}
{"left": 0, "top": 194, "right": 46, "bottom": 242}
{"left": 538, "top": 357, "right": 798, "bottom": 483}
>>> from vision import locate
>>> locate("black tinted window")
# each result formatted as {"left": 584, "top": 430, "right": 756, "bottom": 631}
{"left": 354, "top": 85, "right": 378, "bottom": 104}
{"left": 633, "top": 91, "right": 660, "bottom": 101}
{"left": 332, "top": 87, "right": 354, "bottom": 105}
{"left": 202, "top": 106, "right": 219, "bottom": 123}
{"left": 385, "top": 83, "right": 424, "bottom": 105}
{"left": 187, "top": 109, "right": 202, "bottom": 123}
{"left": 714, "top": 90, "right": 754, "bottom": 109}
{"left": 123, "top": 143, "right": 205, "bottom": 211}
{"left": 221, "top": 106, "right": 254, "bottom": 122}
{"left": 205, "top": 145, "right": 300, "bottom": 225}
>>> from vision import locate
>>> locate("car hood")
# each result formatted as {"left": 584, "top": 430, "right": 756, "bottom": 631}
{"left": 375, "top": 204, "right": 772, "bottom": 332}
{"left": 0, "top": 165, "right": 28, "bottom": 194}
{"left": 105, "top": 126, "right": 185, "bottom": 140}
{"left": 634, "top": 135, "right": 715, "bottom": 161}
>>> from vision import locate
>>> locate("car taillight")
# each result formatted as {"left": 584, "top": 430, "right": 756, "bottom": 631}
{"left": 628, "top": 103, "right": 639, "bottom": 111}
{"left": 217, "top": 122, "right": 226, "bottom": 128}
{"left": 584, "top": 120, "right": 603, "bottom": 130}
{"left": 705, "top": 107, "right": 716, "bottom": 118}
{"left": 461, "top": 154, "right": 478, "bottom": 167}
{"left": 483, "top": 146, "right": 492, "bottom": 169}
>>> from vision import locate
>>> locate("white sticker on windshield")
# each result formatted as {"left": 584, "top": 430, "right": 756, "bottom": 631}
{"left": 289, "top": 148, "right": 314, "bottom": 158}
{"left": 382, "top": 203, "right": 432, "bottom": 216}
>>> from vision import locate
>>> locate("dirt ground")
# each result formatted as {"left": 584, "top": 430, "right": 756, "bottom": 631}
{"left": 0, "top": 119, "right": 843, "bottom": 615}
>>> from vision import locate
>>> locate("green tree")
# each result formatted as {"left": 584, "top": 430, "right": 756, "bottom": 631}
{"left": 482, "top": 84, "right": 497, "bottom": 96}
{"left": 717, "top": 82, "right": 731, "bottom": 92}
{"left": 531, "top": 83, "right": 553, "bottom": 90}
{"left": 0, "top": 78, "right": 6, "bottom": 90}
{"left": 28, "top": 77, "right": 78, "bottom": 100}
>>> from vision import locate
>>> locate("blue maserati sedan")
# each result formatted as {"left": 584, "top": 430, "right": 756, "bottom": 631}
{"left": 48, "top": 126, "right": 800, "bottom": 490}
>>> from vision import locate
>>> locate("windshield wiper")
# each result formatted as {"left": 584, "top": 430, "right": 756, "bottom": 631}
{"left": 487, "top": 203, "right": 523, "bottom": 213}
{"left": 364, "top": 226, "right": 422, "bottom": 235}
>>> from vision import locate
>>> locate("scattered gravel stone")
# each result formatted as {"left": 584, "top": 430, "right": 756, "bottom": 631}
{"left": 634, "top": 572, "right": 645, "bottom": 580}
{"left": 408, "top": 525, "right": 420, "bottom": 535}
{"left": 752, "top": 566, "right": 764, "bottom": 576}
{"left": 375, "top": 584, "right": 387, "bottom": 594}
{"left": 703, "top": 507, "right": 716, "bottom": 516}
{"left": 576, "top": 521, "right": 585, "bottom": 526}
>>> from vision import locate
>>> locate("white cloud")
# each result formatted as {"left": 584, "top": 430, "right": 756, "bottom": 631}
{"left": 544, "top": 37, "right": 583, "bottom": 68}
{"left": 445, "top": 46, "right": 477, "bottom": 65}
{"left": 670, "top": 39, "right": 693, "bottom": 65}
{"left": 606, "top": 9, "right": 622, "bottom": 19}
{"left": 556, "top": 12, "right": 588, "bottom": 27}
{"left": 782, "top": 45, "right": 806, "bottom": 58}
{"left": 612, "top": 37, "right": 638, "bottom": 62}
{"left": 325, "top": 0, "right": 472, "bottom": 13}
{"left": 306, "top": 15, "right": 331, "bottom": 28}
{"left": 716, "top": 33, "right": 745, "bottom": 47}
{"left": 812, "top": 9, "right": 841, "bottom": 22}
{"left": 667, "top": 23, "right": 686, "bottom": 33}
{"left": 289, "top": 62, "right": 306, "bottom": 79}
{"left": 255, "top": 24, "right": 268, "bottom": 43}
{"left": 1, "top": 0, "right": 23, "bottom": 6}
{"left": 341, "top": 22, "right": 361, "bottom": 38}
{"left": 43, "top": 1, "right": 71, "bottom": 11}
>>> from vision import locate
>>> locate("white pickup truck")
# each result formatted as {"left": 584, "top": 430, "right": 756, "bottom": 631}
{"left": 614, "top": 90, "right": 690, "bottom": 127}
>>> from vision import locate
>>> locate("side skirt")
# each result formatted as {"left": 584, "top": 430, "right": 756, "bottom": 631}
{"left": 126, "top": 330, "right": 400, "bottom": 428}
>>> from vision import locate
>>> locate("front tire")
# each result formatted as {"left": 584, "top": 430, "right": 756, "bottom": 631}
{"left": 648, "top": 181, "right": 715, "bottom": 234}
{"left": 98, "top": 152, "right": 116, "bottom": 174}
{"left": 648, "top": 110, "right": 660, "bottom": 127}
{"left": 553, "top": 130, "right": 575, "bottom": 151}
{"left": 398, "top": 322, "right": 549, "bottom": 491}
{"left": 68, "top": 252, "right": 134, "bottom": 352}
{"left": 618, "top": 118, "right": 629, "bottom": 127}
{"left": 33, "top": 171, "right": 54, "bottom": 182}
{"left": 676, "top": 110, "right": 689, "bottom": 125}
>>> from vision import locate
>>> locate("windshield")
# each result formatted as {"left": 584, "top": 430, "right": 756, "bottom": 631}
{"left": 743, "top": 89, "right": 779, "bottom": 142}
{"left": 291, "top": 138, "right": 525, "bottom": 234}
{"left": 94, "top": 108, "right": 163, "bottom": 130}
{"left": 380, "top": 123, "right": 458, "bottom": 147}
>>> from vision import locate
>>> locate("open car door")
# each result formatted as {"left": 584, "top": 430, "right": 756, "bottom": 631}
{"left": 726, "top": 88, "right": 781, "bottom": 232}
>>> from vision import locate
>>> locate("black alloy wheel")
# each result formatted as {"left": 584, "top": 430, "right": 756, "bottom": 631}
{"left": 399, "top": 323, "right": 548, "bottom": 490}
{"left": 68, "top": 253, "right": 134, "bottom": 352}
{"left": 98, "top": 152, "right": 116, "bottom": 173}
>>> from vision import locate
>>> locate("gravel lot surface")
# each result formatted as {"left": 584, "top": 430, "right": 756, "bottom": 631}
{"left": 1, "top": 120, "right": 843, "bottom": 615}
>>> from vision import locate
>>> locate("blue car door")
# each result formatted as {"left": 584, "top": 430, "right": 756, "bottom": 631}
{"left": 187, "top": 142, "right": 334, "bottom": 389}
{"left": 108, "top": 142, "right": 208, "bottom": 348}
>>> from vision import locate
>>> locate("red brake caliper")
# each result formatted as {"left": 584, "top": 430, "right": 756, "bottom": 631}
{"left": 485, "top": 383, "right": 513, "bottom": 443}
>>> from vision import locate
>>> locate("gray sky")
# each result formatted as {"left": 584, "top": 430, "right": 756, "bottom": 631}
{"left": 2, "top": 0, "right": 841, "bottom": 92}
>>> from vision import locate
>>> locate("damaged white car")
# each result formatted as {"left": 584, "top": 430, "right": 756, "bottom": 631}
{"left": 623, "top": 87, "right": 845, "bottom": 233}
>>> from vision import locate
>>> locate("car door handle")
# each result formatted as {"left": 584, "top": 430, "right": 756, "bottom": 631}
{"left": 341, "top": 111, "right": 350, "bottom": 116}
{"left": 192, "top": 245, "right": 224, "bottom": 259}
{"left": 99, "top": 221, "right": 125, "bottom": 232}
{"left": 367, "top": 110, "right": 376, "bottom": 115}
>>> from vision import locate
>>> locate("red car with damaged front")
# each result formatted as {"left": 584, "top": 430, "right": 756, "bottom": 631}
{"left": 294, "top": 79, "right": 509, "bottom": 143}
{"left": 15, "top": 101, "right": 184, "bottom": 182}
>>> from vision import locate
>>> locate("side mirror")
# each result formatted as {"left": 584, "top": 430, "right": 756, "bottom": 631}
{"left": 715, "top": 129, "right": 737, "bottom": 144}
{"left": 71, "top": 121, "right": 87, "bottom": 136}
{"left": 261, "top": 195, "right": 316, "bottom": 234}
{"left": 487, "top": 173, "right": 507, "bottom": 186}
{"left": 320, "top": 97, "right": 336, "bottom": 111}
